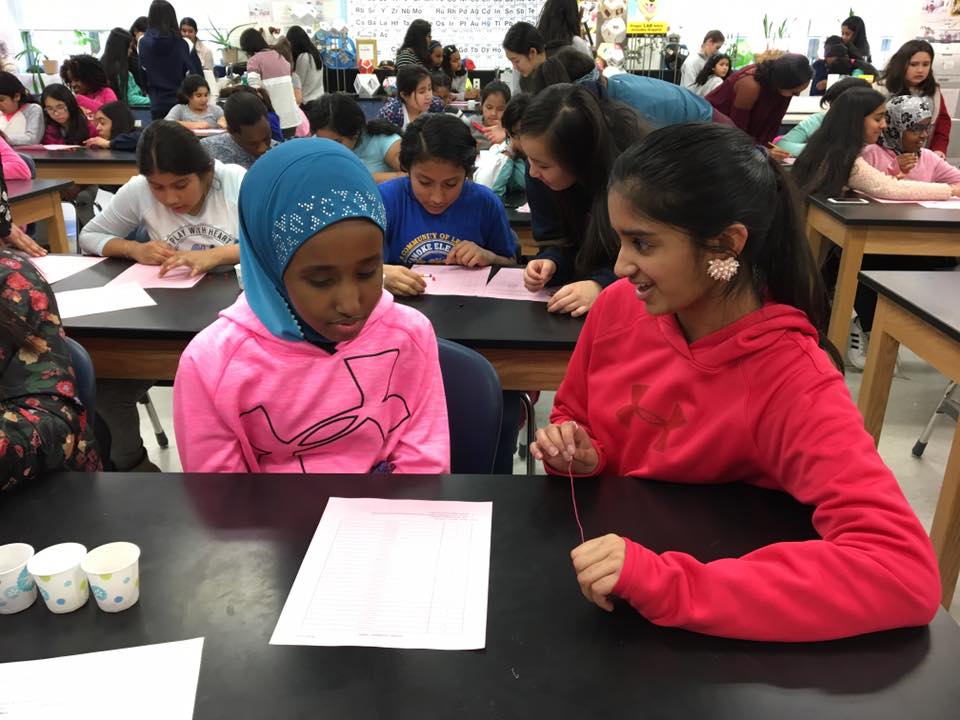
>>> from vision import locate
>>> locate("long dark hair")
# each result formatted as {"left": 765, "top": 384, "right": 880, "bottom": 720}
{"left": 531, "top": 46, "right": 595, "bottom": 92}
{"left": 305, "top": 93, "right": 399, "bottom": 140}
{"left": 98, "top": 101, "right": 136, "bottom": 138}
{"left": 753, "top": 54, "right": 812, "bottom": 91}
{"left": 503, "top": 22, "right": 545, "bottom": 55}
{"left": 441, "top": 45, "right": 466, "bottom": 78}
{"left": 694, "top": 53, "right": 731, "bottom": 87}
{"left": 882, "top": 40, "right": 938, "bottom": 97}
{"left": 287, "top": 25, "right": 322, "bottom": 70}
{"left": 792, "top": 87, "right": 886, "bottom": 197}
{"left": 101, "top": 28, "right": 134, "bottom": 102}
{"left": 400, "top": 19, "right": 432, "bottom": 64}
{"left": 137, "top": 120, "right": 213, "bottom": 176}
{"left": 611, "top": 123, "right": 840, "bottom": 368}
{"left": 0, "top": 72, "right": 38, "bottom": 107}
{"left": 147, "top": 0, "right": 181, "bottom": 36}
{"left": 40, "top": 84, "right": 90, "bottom": 144}
{"left": 520, "top": 84, "right": 648, "bottom": 274}
{"left": 180, "top": 16, "right": 198, "bottom": 32}
{"left": 842, "top": 15, "right": 870, "bottom": 61}
{"left": 239, "top": 28, "right": 268, "bottom": 57}
{"left": 130, "top": 16, "right": 148, "bottom": 36}
{"left": 176, "top": 74, "right": 209, "bottom": 104}
{"left": 396, "top": 64, "right": 431, "bottom": 103}
{"left": 536, "top": 0, "right": 582, "bottom": 47}
{"left": 61, "top": 55, "right": 110, "bottom": 94}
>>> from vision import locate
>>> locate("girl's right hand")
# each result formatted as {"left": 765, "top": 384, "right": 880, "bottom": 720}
{"left": 129, "top": 240, "right": 176, "bottom": 265}
{"left": 83, "top": 136, "right": 110, "bottom": 149}
{"left": 897, "top": 153, "right": 919, "bottom": 175}
{"left": 383, "top": 264, "right": 427, "bottom": 296}
{"left": 524, "top": 259, "right": 557, "bottom": 291}
{"left": 531, "top": 421, "right": 600, "bottom": 475}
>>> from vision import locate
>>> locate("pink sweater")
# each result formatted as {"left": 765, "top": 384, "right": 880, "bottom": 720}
{"left": 174, "top": 290, "right": 450, "bottom": 474}
{"left": 76, "top": 87, "right": 118, "bottom": 115}
{"left": 0, "top": 137, "right": 31, "bottom": 180}
{"left": 247, "top": 50, "right": 293, "bottom": 80}
{"left": 861, "top": 144, "right": 960, "bottom": 184}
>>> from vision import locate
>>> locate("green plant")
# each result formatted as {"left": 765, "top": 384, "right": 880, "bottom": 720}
{"left": 205, "top": 18, "right": 255, "bottom": 48}
{"left": 762, "top": 14, "right": 795, "bottom": 48}
{"left": 72, "top": 30, "right": 100, "bottom": 55}
{"left": 14, "top": 31, "right": 47, "bottom": 91}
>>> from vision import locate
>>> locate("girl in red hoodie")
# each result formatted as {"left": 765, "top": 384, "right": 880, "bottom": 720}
{"left": 531, "top": 123, "right": 940, "bottom": 642}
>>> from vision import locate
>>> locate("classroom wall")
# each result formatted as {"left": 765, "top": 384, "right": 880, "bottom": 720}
{"left": 1, "top": 0, "right": 928, "bottom": 70}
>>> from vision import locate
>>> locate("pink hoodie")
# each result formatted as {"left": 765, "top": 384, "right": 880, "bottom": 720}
{"left": 0, "top": 136, "right": 31, "bottom": 180}
{"left": 174, "top": 290, "right": 450, "bottom": 474}
{"left": 861, "top": 144, "right": 960, "bottom": 184}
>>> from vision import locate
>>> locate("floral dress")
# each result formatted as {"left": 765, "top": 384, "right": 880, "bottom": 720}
{"left": 0, "top": 196, "right": 101, "bottom": 489}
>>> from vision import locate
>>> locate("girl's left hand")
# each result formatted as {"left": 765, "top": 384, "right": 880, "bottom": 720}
{"left": 83, "top": 136, "right": 110, "bottom": 149}
{"left": 547, "top": 280, "right": 601, "bottom": 317}
{"left": 158, "top": 250, "right": 219, "bottom": 277}
{"left": 571, "top": 534, "right": 627, "bottom": 612}
{"left": 446, "top": 241, "right": 495, "bottom": 268}
{"left": 1, "top": 225, "right": 47, "bottom": 258}
{"left": 481, "top": 125, "right": 506, "bottom": 144}
{"left": 935, "top": 150, "right": 947, "bottom": 159}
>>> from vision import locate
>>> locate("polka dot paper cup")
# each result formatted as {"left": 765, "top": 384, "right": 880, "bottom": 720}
{"left": 0, "top": 543, "right": 37, "bottom": 614}
{"left": 81, "top": 542, "right": 140, "bottom": 613}
{"left": 27, "top": 543, "right": 89, "bottom": 614}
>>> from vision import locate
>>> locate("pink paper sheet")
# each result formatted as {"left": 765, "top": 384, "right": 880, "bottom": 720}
{"left": 107, "top": 263, "right": 206, "bottom": 290}
{"left": 29, "top": 255, "right": 106, "bottom": 284}
{"left": 411, "top": 265, "right": 491, "bottom": 297}
{"left": 479, "top": 267, "right": 554, "bottom": 302}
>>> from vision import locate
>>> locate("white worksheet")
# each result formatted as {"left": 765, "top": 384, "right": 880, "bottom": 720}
{"left": 28, "top": 254, "right": 106, "bottom": 284}
{"left": 54, "top": 282, "right": 156, "bottom": 319}
{"left": 410, "top": 264, "right": 491, "bottom": 297}
{"left": 271, "top": 497, "right": 492, "bottom": 650}
{"left": 0, "top": 638, "right": 204, "bottom": 719}
{"left": 918, "top": 200, "right": 960, "bottom": 209}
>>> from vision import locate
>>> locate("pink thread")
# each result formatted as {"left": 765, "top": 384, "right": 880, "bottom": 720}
{"left": 569, "top": 459, "right": 585, "bottom": 545}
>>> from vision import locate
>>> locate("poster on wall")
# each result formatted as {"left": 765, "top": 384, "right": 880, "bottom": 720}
{"left": 626, "top": 0, "right": 668, "bottom": 35}
{"left": 347, "top": 0, "right": 540, "bottom": 68}
{"left": 920, "top": 1, "right": 960, "bottom": 43}
{"left": 250, "top": 1, "right": 345, "bottom": 28}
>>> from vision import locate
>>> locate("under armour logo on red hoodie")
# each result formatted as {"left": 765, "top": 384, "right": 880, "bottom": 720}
{"left": 616, "top": 384, "right": 686, "bottom": 452}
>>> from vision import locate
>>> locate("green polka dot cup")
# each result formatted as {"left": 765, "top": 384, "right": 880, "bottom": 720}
{"left": 27, "top": 543, "right": 89, "bottom": 614}
{"left": 81, "top": 542, "right": 140, "bottom": 613}
{"left": 0, "top": 543, "right": 37, "bottom": 614}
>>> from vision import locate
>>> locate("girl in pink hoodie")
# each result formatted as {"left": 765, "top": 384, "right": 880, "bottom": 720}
{"left": 860, "top": 95, "right": 960, "bottom": 183}
{"left": 174, "top": 138, "right": 450, "bottom": 474}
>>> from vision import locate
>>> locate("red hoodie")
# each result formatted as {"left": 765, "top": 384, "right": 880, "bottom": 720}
{"left": 550, "top": 278, "right": 940, "bottom": 641}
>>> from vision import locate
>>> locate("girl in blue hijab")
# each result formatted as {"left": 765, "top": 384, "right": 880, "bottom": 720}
{"left": 173, "top": 138, "right": 450, "bottom": 475}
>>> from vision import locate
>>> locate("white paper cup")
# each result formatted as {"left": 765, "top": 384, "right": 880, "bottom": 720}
{"left": 27, "top": 543, "right": 89, "bottom": 613}
{"left": 81, "top": 542, "right": 140, "bottom": 613}
{"left": 0, "top": 543, "right": 37, "bottom": 614}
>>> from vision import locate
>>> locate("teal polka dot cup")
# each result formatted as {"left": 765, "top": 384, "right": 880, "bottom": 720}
{"left": 81, "top": 542, "right": 140, "bottom": 613}
{"left": 27, "top": 543, "right": 89, "bottom": 614}
{"left": 0, "top": 543, "right": 37, "bottom": 614}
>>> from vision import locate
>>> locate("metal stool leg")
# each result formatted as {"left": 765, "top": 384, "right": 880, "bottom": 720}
{"left": 913, "top": 382, "right": 958, "bottom": 458}
{"left": 138, "top": 393, "right": 169, "bottom": 448}
{"left": 519, "top": 392, "right": 537, "bottom": 476}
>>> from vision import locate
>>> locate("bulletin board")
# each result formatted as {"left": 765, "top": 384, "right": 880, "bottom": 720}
{"left": 346, "top": 1, "right": 541, "bottom": 68}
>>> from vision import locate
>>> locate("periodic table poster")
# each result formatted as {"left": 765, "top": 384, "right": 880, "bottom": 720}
{"left": 348, "top": 1, "right": 541, "bottom": 68}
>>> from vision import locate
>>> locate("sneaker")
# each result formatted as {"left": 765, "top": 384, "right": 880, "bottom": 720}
{"left": 847, "top": 317, "right": 869, "bottom": 371}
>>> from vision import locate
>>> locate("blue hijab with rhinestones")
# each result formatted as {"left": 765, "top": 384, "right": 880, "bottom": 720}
{"left": 238, "top": 138, "right": 387, "bottom": 344}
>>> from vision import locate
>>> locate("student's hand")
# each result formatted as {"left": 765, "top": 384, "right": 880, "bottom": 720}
{"left": 159, "top": 250, "right": 220, "bottom": 277}
{"left": 383, "top": 264, "right": 427, "bottom": 296}
{"left": 1, "top": 225, "right": 47, "bottom": 258}
{"left": 83, "top": 136, "right": 110, "bottom": 149}
{"left": 767, "top": 145, "right": 790, "bottom": 162}
{"left": 531, "top": 420, "right": 600, "bottom": 475}
{"left": 481, "top": 125, "right": 506, "bottom": 144}
{"left": 464, "top": 88, "right": 480, "bottom": 100}
{"left": 524, "top": 258, "right": 557, "bottom": 291}
{"left": 816, "top": 80, "right": 827, "bottom": 92}
{"left": 571, "top": 534, "right": 627, "bottom": 613}
{"left": 446, "top": 241, "right": 495, "bottom": 268}
{"left": 547, "top": 280, "right": 601, "bottom": 318}
{"left": 897, "top": 153, "right": 919, "bottom": 174}
{"left": 129, "top": 240, "right": 176, "bottom": 266}
{"left": 217, "top": 116, "right": 228, "bottom": 129}
{"left": 951, "top": 184, "right": 960, "bottom": 197}
{"left": 183, "top": 121, "right": 209, "bottom": 130}
{"left": 935, "top": 150, "right": 947, "bottom": 159}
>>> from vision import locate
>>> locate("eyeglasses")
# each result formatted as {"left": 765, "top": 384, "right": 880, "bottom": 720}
{"left": 44, "top": 104, "right": 68, "bottom": 115}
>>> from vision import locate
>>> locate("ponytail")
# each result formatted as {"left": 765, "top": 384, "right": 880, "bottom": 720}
{"left": 610, "top": 123, "right": 842, "bottom": 370}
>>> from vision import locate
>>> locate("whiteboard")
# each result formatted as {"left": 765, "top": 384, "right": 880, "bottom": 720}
{"left": 347, "top": 1, "right": 541, "bottom": 69}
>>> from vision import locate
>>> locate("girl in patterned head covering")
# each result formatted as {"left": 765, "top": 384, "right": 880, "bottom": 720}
{"left": 862, "top": 95, "right": 960, "bottom": 183}
{"left": 173, "top": 137, "right": 450, "bottom": 475}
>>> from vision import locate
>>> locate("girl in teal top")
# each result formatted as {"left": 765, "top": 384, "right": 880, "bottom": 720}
{"left": 775, "top": 77, "right": 868, "bottom": 156}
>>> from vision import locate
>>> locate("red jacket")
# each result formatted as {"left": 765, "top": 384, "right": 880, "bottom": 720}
{"left": 931, "top": 87, "right": 952, "bottom": 155}
{"left": 550, "top": 279, "right": 940, "bottom": 641}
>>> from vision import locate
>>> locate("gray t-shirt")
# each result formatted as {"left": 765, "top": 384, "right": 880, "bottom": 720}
{"left": 165, "top": 103, "right": 225, "bottom": 128}
{"left": 201, "top": 132, "right": 258, "bottom": 170}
